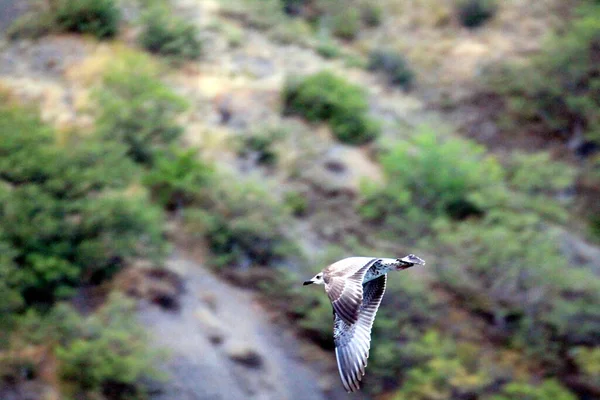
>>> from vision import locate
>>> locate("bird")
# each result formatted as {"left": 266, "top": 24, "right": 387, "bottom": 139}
{"left": 303, "top": 254, "right": 425, "bottom": 392}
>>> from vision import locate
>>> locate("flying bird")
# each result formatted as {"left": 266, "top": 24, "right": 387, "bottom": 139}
{"left": 303, "top": 254, "right": 425, "bottom": 392}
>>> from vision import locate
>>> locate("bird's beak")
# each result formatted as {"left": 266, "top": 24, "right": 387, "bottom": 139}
{"left": 303, "top": 280, "right": 313, "bottom": 286}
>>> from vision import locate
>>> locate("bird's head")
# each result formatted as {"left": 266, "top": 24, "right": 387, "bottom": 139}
{"left": 303, "top": 272, "right": 324, "bottom": 286}
{"left": 395, "top": 254, "right": 425, "bottom": 270}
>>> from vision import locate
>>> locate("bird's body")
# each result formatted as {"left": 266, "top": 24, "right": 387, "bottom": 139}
{"left": 303, "top": 254, "right": 425, "bottom": 392}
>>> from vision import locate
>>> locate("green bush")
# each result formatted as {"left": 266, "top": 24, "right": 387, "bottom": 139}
{"left": 283, "top": 190, "right": 309, "bottom": 217}
{"left": 237, "top": 127, "right": 286, "bottom": 167}
{"left": 94, "top": 52, "right": 188, "bottom": 165}
{"left": 331, "top": 8, "right": 361, "bottom": 40}
{"left": 360, "top": 2, "right": 383, "bottom": 27}
{"left": 14, "top": 294, "right": 162, "bottom": 398}
{"left": 184, "top": 175, "right": 298, "bottom": 268}
{"left": 54, "top": 0, "right": 121, "bottom": 39}
{"left": 392, "top": 331, "right": 493, "bottom": 400}
{"left": 456, "top": 0, "right": 497, "bottom": 29}
{"left": 435, "top": 210, "right": 600, "bottom": 361}
{"left": 0, "top": 95, "right": 167, "bottom": 306}
{"left": 139, "top": 6, "right": 202, "bottom": 62}
{"left": 368, "top": 49, "right": 415, "bottom": 89}
{"left": 485, "top": 4, "right": 600, "bottom": 143}
{"left": 487, "top": 379, "right": 577, "bottom": 400}
{"left": 283, "top": 71, "right": 380, "bottom": 145}
{"left": 143, "top": 147, "right": 213, "bottom": 210}
{"left": 316, "top": 39, "right": 342, "bottom": 59}
{"left": 569, "top": 346, "right": 600, "bottom": 387}
{"left": 359, "top": 128, "right": 503, "bottom": 237}
{"left": 367, "top": 275, "right": 442, "bottom": 391}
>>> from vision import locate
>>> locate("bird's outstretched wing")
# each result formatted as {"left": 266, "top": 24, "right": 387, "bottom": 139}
{"left": 324, "top": 257, "right": 378, "bottom": 325}
{"left": 333, "top": 274, "right": 387, "bottom": 392}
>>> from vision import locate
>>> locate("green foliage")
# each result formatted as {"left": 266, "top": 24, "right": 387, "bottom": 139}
{"left": 0, "top": 96, "right": 167, "bottom": 306}
{"left": 331, "top": 8, "right": 361, "bottom": 40}
{"left": 94, "top": 52, "right": 188, "bottom": 165}
{"left": 54, "top": 0, "right": 121, "bottom": 39}
{"left": 435, "top": 210, "right": 600, "bottom": 360}
{"left": 237, "top": 127, "right": 286, "bottom": 167}
{"left": 569, "top": 346, "right": 600, "bottom": 387}
{"left": 13, "top": 294, "right": 162, "bottom": 398}
{"left": 360, "top": 128, "right": 503, "bottom": 237}
{"left": 316, "top": 39, "right": 342, "bottom": 59}
{"left": 392, "top": 331, "right": 493, "bottom": 400}
{"left": 283, "top": 71, "right": 380, "bottom": 145}
{"left": 506, "top": 152, "right": 575, "bottom": 195}
{"left": 485, "top": 4, "right": 600, "bottom": 142}
{"left": 487, "top": 379, "right": 577, "bottom": 400}
{"left": 367, "top": 275, "right": 442, "bottom": 391}
{"left": 184, "top": 175, "right": 298, "bottom": 268}
{"left": 143, "top": 147, "right": 213, "bottom": 210}
{"left": 283, "top": 190, "right": 309, "bottom": 217}
{"left": 360, "top": 2, "right": 383, "bottom": 27}
{"left": 139, "top": 5, "right": 202, "bottom": 62}
{"left": 456, "top": 0, "right": 497, "bottom": 29}
{"left": 368, "top": 49, "right": 415, "bottom": 89}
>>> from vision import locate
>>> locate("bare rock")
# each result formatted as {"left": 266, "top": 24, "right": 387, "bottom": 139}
{"left": 302, "top": 144, "right": 383, "bottom": 198}
{"left": 224, "top": 341, "right": 263, "bottom": 368}
{"left": 195, "top": 307, "right": 227, "bottom": 345}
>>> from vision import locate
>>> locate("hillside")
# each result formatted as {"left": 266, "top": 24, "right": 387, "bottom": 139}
{"left": 0, "top": 1, "right": 599, "bottom": 399}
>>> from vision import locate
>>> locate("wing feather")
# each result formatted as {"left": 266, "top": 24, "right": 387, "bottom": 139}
{"left": 325, "top": 258, "right": 378, "bottom": 325}
{"left": 333, "top": 274, "right": 387, "bottom": 392}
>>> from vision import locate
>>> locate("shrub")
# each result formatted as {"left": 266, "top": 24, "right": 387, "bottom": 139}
{"left": 283, "top": 190, "right": 309, "bottom": 217}
{"left": 139, "top": 5, "right": 202, "bottom": 62}
{"left": 392, "top": 331, "right": 493, "bottom": 400}
{"left": 569, "top": 346, "right": 600, "bottom": 388}
{"left": 487, "top": 379, "right": 577, "bottom": 400}
{"left": 367, "top": 276, "right": 442, "bottom": 391}
{"left": 0, "top": 95, "right": 167, "bottom": 306}
{"left": 316, "top": 39, "right": 341, "bottom": 59}
{"left": 435, "top": 210, "right": 600, "bottom": 361}
{"left": 484, "top": 4, "right": 600, "bottom": 143}
{"left": 236, "top": 127, "right": 286, "bottom": 167}
{"left": 54, "top": 0, "right": 121, "bottom": 39}
{"left": 506, "top": 152, "right": 575, "bottom": 196}
{"left": 456, "top": 0, "right": 497, "bottom": 29}
{"left": 184, "top": 175, "right": 298, "bottom": 268}
{"left": 368, "top": 49, "right": 415, "bottom": 89}
{"left": 331, "top": 8, "right": 361, "bottom": 40}
{"left": 143, "top": 147, "right": 213, "bottom": 210}
{"left": 14, "top": 294, "right": 162, "bottom": 398}
{"left": 359, "top": 128, "right": 503, "bottom": 237}
{"left": 360, "top": 2, "right": 383, "bottom": 27}
{"left": 94, "top": 52, "right": 188, "bottom": 165}
{"left": 283, "top": 71, "right": 380, "bottom": 145}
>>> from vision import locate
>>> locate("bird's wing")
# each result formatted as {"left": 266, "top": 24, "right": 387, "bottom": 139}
{"left": 334, "top": 274, "right": 387, "bottom": 392}
{"left": 324, "top": 258, "right": 378, "bottom": 325}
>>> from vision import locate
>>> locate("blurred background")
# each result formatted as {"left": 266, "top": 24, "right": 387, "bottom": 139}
{"left": 0, "top": 0, "right": 599, "bottom": 399}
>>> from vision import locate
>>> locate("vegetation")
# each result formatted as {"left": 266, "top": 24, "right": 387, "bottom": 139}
{"left": 94, "top": 52, "right": 188, "bottom": 166}
{"left": 54, "top": 0, "right": 121, "bottom": 38}
{"left": 143, "top": 147, "right": 213, "bottom": 210}
{"left": 139, "top": 5, "right": 202, "bottom": 62}
{"left": 6, "top": 294, "right": 162, "bottom": 399}
{"left": 283, "top": 71, "right": 380, "bottom": 145}
{"left": 8, "top": 0, "right": 121, "bottom": 40}
{"left": 0, "top": 95, "right": 166, "bottom": 307}
{"left": 360, "top": 128, "right": 502, "bottom": 239}
{"left": 485, "top": 3, "right": 600, "bottom": 143}
{"left": 184, "top": 176, "right": 299, "bottom": 268}
{"left": 456, "top": 0, "right": 497, "bottom": 29}
{"left": 368, "top": 49, "right": 415, "bottom": 89}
